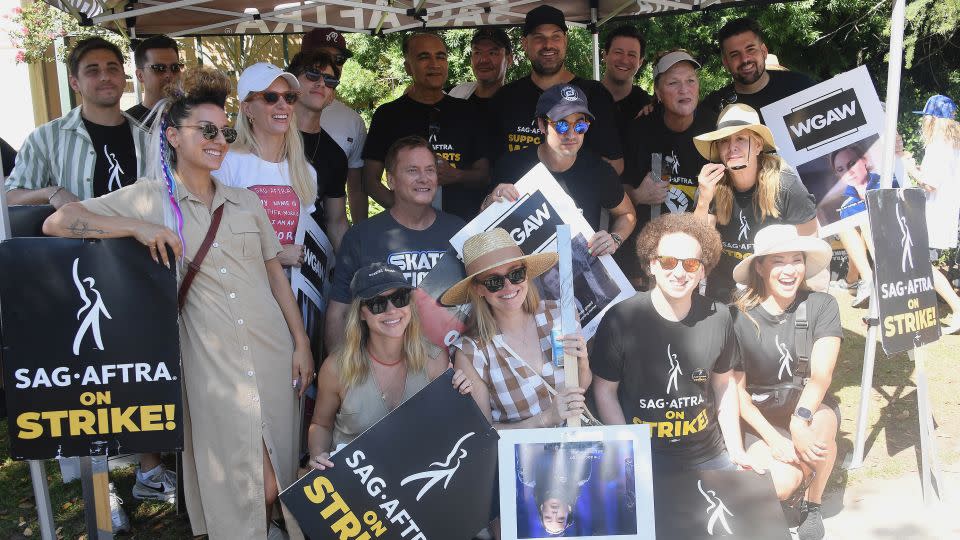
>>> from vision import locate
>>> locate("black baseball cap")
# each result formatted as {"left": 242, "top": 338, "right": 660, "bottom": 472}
{"left": 472, "top": 27, "right": 512, "bottom": 53}
{"left": 536, "top": 84, "right": 593, "bottom": 121}
{"left": 350, "top": 263, "right": 412, "bottom": 300}
{"left": 524, "top": 5, "right": 567, "bottom": 35}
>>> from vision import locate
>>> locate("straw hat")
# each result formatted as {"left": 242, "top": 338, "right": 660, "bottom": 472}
{"left": 693, "top": 104, "right": 778, "bottom": 162}
{"left": 732, "top": 224, "right": 832, "bottom": 285}
{"left": 439, "top": 228, "right": 558, "bottom": 306}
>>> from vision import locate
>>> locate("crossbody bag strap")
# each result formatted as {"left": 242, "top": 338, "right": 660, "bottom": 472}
{"left": 177, "top": 204, "right": 224, "bottom": 311}
{"left": 793, "top": 299, "right": 811, "bottom": 383}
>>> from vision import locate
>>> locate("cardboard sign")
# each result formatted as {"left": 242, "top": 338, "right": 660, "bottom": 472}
{"left": 497, "top": 426, "right": 656, "bottom": 540}
{"left": 248, "top": 184, "right": 301, "bottom": 245}
{"left": 653, "top": 470, "right": 789, "bottom": 539}
{"left": 866, "top": 188, "right": 941, "bottom": 354}
{"left": 291, "top": 215, "right": 335, "bottom": 360}
{"left": 280, "top": 369, "right": 499, "bottom": 540}
{"left": 0, "top": 238, "right": 182, "bottom": 460}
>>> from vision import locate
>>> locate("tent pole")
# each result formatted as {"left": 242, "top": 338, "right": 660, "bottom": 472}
{"left": 591, "top": 3, "right": 600, "bottom": 81}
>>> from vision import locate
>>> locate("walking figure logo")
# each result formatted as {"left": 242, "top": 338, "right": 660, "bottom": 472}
{"left": 775, "top": 335, "right": 793, "bottom": 380}
{"left": 400, "top": 432, "right": 475, "bottom": 501}
{"left": 103, "top": 145, "right": 125, "bottom": 192}
{"left": 665, "top": 150, "right": 680, "bottom": 175}
{"left": 666, "top": 344, "right": 682, "bottom": 394}
{"left": 697, "top": 479, "right": 734, "bottom": 536}
{"left": 896, "top": 202, "right": 914, "bottom": 272}
{"left": 72, "top": 258, "right": 112, "bottom": 356}
{"left": 737, "top": 210, "right": 750, "bottom": 242}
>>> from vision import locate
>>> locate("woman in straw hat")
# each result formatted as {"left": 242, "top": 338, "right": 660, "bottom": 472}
{"left": 307, "top": 262, "right": 472, "bottom": 471}
{"left": 693, "top": 103, "right": 818, "bottom": 303}
{"left": 441, "top": 228, "right": 592, "bottom": 429}
{"left": 730, "top": 225, "right": 841, "bottom": 540}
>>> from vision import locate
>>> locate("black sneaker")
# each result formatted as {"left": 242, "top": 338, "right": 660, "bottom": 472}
{"left": 798, "top": 504, "right": 825, "bottom": 540}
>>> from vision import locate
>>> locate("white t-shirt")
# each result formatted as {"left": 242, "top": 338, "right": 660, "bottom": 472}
{"left": 921, "top": 141, "right": 960, "bottom": 249}
{"left": 448, "top": 82, "right": 477, "bottom": 100}
{"left": 320, "top": 99, "right": 367, "bottom": 170}
{"left": 212, "top": 150, "right": 317, "bottom": 245}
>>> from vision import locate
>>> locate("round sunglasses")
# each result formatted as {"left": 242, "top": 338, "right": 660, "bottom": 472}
{"left": 476, "top": 266, "right": 527, "bottom": 293}
{"left": 176, "top": 123, "right": 238, "bottom": 144}
{"left": 546, "top": 118, "right": 590, "bottom": 135}
{"left": 248, "top": 91, "right": 299, "bottom": 105}
{"left": 363, "top": 288, "right": 412, "bottom": 315}
{"left": 656, "top": 256, "right": 703, "bottom": 273}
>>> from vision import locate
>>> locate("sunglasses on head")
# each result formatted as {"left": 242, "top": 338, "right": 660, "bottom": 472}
{"left": 546, "top": 118, "right": 590, "bottom": 135}
{"left": 476, "top": 266, "right": 527, "bottom": 293}
{"left": 177, "top": 122, "right": 238, "bottom": 144}
{"left": 148, "top": 63, "right": 185, "bottom": 74}
{"left": 363, "top": 288, "right": 412, "bottom": 314}
{"left": 656, "top": 256, "right": 703, "bottom": 272}
{"left": 303, "top": 70, "right": 340, "bottom": 89}
{"left": 248, "top": 91, "right": 299, "bottom": 105}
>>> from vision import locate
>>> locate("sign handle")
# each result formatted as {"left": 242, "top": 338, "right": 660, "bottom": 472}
{"left": 909, "top": 344, "right": 944, "bottom": 503}
{"left": 849, "top": 283, "right": 880, "bottom": 469}
{"left": 556, "top": 225, "right": 580, "bottom": 427}
{"left": 80, "top": 456, "right": 114, "bottom": 539}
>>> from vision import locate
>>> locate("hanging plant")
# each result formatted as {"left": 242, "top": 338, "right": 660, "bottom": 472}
{"left": 6, "top": 2, "right": 128, "bottom": 65}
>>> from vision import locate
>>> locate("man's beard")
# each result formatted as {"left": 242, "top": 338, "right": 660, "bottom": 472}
{"left": 531, "top": 54, "right": 564, "bottom": 76}
{"left": 732, "top": 61, "right": 764, "bottom": 85}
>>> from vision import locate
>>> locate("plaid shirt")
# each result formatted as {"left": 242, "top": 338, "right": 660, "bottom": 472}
{"left": 455, "top": 300, "right": 567, "bottom": 423}
{"left": 4, "top": 106, "right": 148, "bottom": 200}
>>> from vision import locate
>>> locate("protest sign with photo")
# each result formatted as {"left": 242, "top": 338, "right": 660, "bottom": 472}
{"left": 0, "top": 238, "right": 182, "bottom": 460}
{"left": 653, "top": 469, "right": 789, "bottom": 539}
{"left": 447, "top": 164, "right": 635, "bottom": 339}
{"left": 280, "top": 369, "right": 499, "bottom": 540}
{"left": 866, "top": 188, "right": 941, "bottom": 354}
{"left": 497, "top": 425, "right": 655, "bottom": 540}
{"left": 761, "top": 65, "right": 892, "bottom": 236}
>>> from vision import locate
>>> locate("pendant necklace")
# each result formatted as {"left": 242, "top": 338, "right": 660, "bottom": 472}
{"left": 368, "top": 349, "right": 406, "bottom": 407}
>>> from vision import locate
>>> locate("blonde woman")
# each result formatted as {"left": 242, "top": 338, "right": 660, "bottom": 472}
{"left": 692, "top": 104, "right": 818, "bottom": 302}
{"left": 307, "top": 263, "right": 471, "bottom": 469}
{"left": 213, "top": 62, "right": 318, "bottom": 268}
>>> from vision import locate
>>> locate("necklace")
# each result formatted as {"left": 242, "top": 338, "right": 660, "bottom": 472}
{"left": 368, "top": 351, "right": 407, "bottom": 408}
{"left": 368, "top": 349, "right": 403, "bottom": 366}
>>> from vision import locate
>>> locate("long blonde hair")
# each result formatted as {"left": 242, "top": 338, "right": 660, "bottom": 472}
{"left": 233, "top": 105, "right": 318, "bottom": 205}
{"left": 466, "top": 283, "right": 540, "bottom": 347}
{"left": 335, "top": 296, "right": 430, "bottom": 389}
{"left": 712, "top": 135, "right": 786, "bottom": 226}
{"left": 921, "top": 115, "right": 960, "bottom": 150}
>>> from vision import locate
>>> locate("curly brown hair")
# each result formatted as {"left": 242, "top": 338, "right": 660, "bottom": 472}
{"left": 635, "top": 213, "right": 722, "bottom": 275}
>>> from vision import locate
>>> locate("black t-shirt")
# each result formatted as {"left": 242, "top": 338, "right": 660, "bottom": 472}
{"left": 622, "top": 108, "right": 713, "bottom": 229}
{"left": 733, "top": 291, "right": 842, "bottom": 386}
{"left": 488, "top": 75, "right": 623, "bottom": 163}
{"left": 468, "top": 92, "right": 494, "bottom": 119}
{"left": 701, "top": 70, "right": 817, "bottom": 124}
{"left": 1, "top": 137, "right": 16, "bottom": 177}
{"left": 707, "top": 170, "right": 818, "bottom": 302}
{"left": 492, "top": 146, "right": 624, "bottom": 231}
{"left": 613, "top": 85, "right": 652, "bottom": 142}
{"left": 591, "top": 291, "right": 738, "bottom": 464}
{"left": 301, "top": 129, "right": 347, "bottom": 226}
{"left": 363, "top": 94, "right": 487, "bottom": 221}
{"left": 125, "top": 103, "right": 151, "bottom": 126}
{"left": 82, "top": 118, "right": 138, "bottom": 197}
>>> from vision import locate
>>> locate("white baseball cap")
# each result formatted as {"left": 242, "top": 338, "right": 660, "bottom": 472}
{"left": 652, "top": 50, "right": 701, "bottom": 80}
{"left": 237, "top": 62, "right": 300, "bottom": 101}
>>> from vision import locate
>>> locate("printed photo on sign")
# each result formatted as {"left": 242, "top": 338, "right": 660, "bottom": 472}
{"left": 448, "top": 164, "right": 635, "bottom": 339}
{"left": 497, "top": 426, "right": 655, "bottom": 540}
{"left": 761, "top": 66, "right": 895, "bottom": 236}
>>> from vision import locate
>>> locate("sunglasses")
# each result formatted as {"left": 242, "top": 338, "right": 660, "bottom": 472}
{"left": 148, "top": 63, "right": 185, "bottom": 74}
{"left": 546, "top": 118, "right": 590, "bottom": 135}
{"left": 304, "top": 70, "right": 340, "bottom": 89}
{"left": 363, "top": 288, "right": 412, "bottom": 315}
{"left": 476, "top": 266, "right": 527, "bottom": 293}
{"left": 656, "top": 256, "right": 703, "bottom": 272}
{"left": 248, "top": 91, "right": 299, "bottom": 105}
{"left": 177, "top": 123, "right": 238, "bottom": 144}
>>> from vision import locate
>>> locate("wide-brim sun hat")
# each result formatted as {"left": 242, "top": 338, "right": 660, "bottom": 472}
{"left": 694, "top": 103, "right": 778, "bottom": 162}
{"left": 439, "top": 228, "right": 558, "bottom": 306}
{"left": 732, "top": 224, "right": 832, "bottom": 286}
{"left": 237, "top": 62, "right": 301, "bottom": 102}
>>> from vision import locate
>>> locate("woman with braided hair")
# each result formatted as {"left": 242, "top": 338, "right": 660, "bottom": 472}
{"left": 44, "top": 67, "right": 312, "bottom": 539}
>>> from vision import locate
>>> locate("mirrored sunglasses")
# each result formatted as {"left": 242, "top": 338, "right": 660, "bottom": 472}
{"left": 476, "top": 266, "right": 527, "bottom": 293}
{"left": 177, "top": 123, "right": 238, "bottom": 144}
{"left": 656, "top": 256, "right": 703, "bottom": 272}
{"left": 547, "top": 118, "right": 590, "bottom": 135}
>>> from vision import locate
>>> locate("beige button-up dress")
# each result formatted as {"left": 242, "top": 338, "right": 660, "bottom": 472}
{"left": 83, "top": 178, "right": 304, "bottom": 539}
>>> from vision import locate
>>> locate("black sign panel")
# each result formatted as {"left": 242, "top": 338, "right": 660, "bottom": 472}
{"left": 784, "top": 88, "right": 867, "bottom": 151}
{"left": 654, "top": 470, "right": 789, "bottom": 539}
{"left": 0, "top": 237, "right": 182, "bottom": 460}
{"left": 280, "top": 369, "right": 499, "bottom": 540}
{"left": 493, "top": 190, "right": 563, "bottom": 253}
{"left": 867, "top": 188, "right": 941, "bottom": 354}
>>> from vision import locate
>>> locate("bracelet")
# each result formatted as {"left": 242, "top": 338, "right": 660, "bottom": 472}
{"left": 611, "top": 233, "right": 623, "bottom": 248}
{"left": 48, "top": 186, "right": 64, "bottom": 203}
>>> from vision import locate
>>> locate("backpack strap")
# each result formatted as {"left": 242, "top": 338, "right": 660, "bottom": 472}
{"left": 793, "top": 298, "right": 811, "bottom": 382}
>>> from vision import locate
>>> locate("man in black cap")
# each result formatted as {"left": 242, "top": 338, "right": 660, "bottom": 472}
{"left": 361, "top": 32, "right": 490, "bottom": 221}
{"left": 488, "top": 5, "right": 623, "bottom": 174}
{"left": 449, "top": 27, "right": 513, "bottom": 115}
{"left": 487, "top": 84, "right": 635, "bottom": 258}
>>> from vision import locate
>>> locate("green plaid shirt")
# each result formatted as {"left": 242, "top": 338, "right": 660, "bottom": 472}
{"left": 4, "top": 106, "right": 148, "bottom": 200}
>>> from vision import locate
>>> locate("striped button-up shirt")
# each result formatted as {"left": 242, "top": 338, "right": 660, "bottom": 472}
{"left": 4, "top": 106, "right": 148, "bottom": 201}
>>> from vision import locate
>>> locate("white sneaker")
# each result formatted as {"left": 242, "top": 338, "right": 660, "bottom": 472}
{"left": 109, "top": 482, "right": 131, "bottom": 533}
{"left": 132, "top": 466, "right": 177, "bottom": 504}
{"left": 851, "top": 280, "right": 872, "bottom": 308}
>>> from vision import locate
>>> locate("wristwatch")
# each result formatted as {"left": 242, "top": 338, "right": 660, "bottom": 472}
{"left": 793, "top": 406, "right": 813, "bottom": 424}
{"left": 610, "top": 233, "right": 623, "bottom": 248}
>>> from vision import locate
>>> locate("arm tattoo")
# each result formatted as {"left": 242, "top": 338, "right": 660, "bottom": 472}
{"left": 66, "top": 219, "right": 107, "bottom": 238}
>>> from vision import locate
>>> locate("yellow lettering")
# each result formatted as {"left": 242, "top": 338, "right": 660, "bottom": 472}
{"left": 16, "top": 412, "right": 43, "bottom": 440}
{"left": 140, "top": 405, "right": 163, "bottom": 431}
{"left": 68, "top": 409, "right": 96, "bottom": 436}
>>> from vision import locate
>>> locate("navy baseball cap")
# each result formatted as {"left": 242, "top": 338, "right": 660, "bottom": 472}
{"left": 536, "top": 84, "right": 593, "bottom": 121}
{"left": 350, "top": 263, "right": 412, "bottom": 300}
{"left": 913, "top": 94, "right": 957, "bottom": 119}
{"left": 524, "top": 5, "right": 567, "bottom": 35}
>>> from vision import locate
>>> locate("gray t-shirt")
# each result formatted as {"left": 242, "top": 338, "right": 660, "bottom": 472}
{"left": 330, "top": 209, "right": 466, "bottom": 303}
